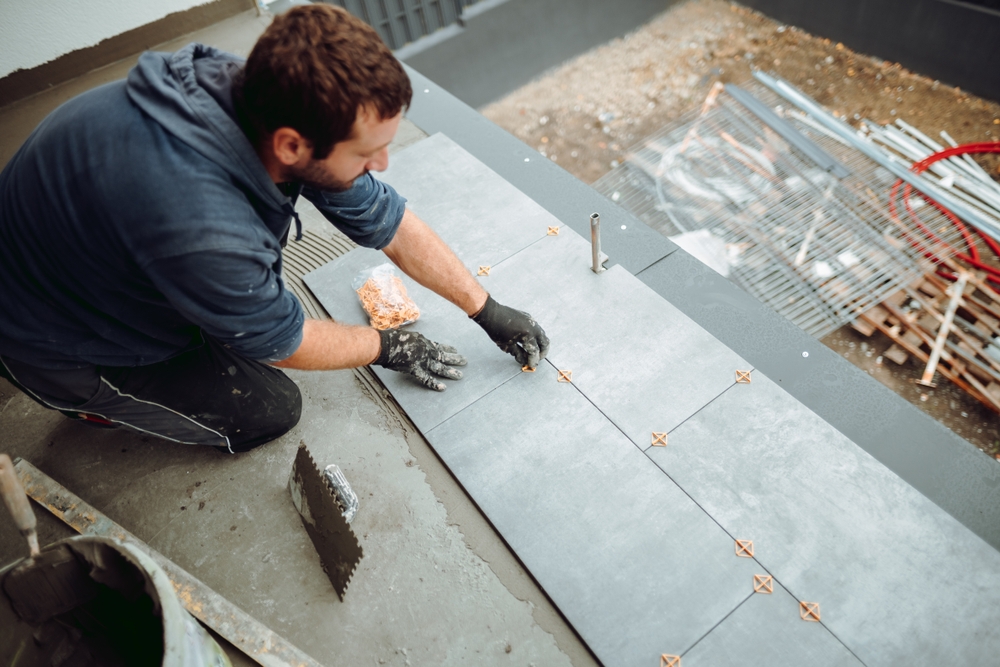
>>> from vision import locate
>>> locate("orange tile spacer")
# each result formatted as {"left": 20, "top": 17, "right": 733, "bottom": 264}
{"left": 521, "top": 365, "right": 536, "bottom": 373}
{"left": 735, "top": 539, "right": 754, "bottom": 558}
{"left": 660, "top": 655, "right": 681, "bottom": 667}
{"left": 557, "top": 369, "right": 573, "bottom": 383}
{"left": 736, "top": 370, "right": 752, "bottom": 384}
{"left": 651, "top": 432, "right": 668, "bottom": 447}
{"left": 547, "top": 226, "right": 560, "bottom": 235}
{"left": 477, "top": 265, "right": 491, "bottom": 276}
{"left": 753, "top": 574, "right": 773, "bottom": 594}
{"left": 800, "top": 601, "right": 821, "bottom": 622}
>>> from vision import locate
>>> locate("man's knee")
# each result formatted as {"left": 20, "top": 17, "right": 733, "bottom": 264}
{"left": 226, "top": 369, "right": 302, "bottom": 452}
{"left": 270, "top": 371, "right": 303, "bottom": 434}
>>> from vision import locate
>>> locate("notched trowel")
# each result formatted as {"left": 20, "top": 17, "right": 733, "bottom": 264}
{"left": 288, "top": 444, "right": 363, "bottom": 601}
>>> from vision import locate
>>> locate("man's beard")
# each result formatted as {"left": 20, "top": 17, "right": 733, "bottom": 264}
{"left": 290, "top": 161, "right": 366, "bottom": 193}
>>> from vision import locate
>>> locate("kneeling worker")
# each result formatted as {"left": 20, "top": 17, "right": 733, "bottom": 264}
{"left": 0, "top": 5, "right": 548, "bottom": 453}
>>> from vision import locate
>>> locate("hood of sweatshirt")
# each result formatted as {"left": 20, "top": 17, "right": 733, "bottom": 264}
{"left": 125, "top": 43, "right": 295, "bottom": 220}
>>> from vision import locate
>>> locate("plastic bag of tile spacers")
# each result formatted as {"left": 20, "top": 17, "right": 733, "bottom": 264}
{"left": 352, "top": 264, "right": 421, "bottom": 330}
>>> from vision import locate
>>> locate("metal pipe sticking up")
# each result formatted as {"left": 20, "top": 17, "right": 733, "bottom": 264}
{"left": 590, "top": 212, "right": 606, "bottom": 274}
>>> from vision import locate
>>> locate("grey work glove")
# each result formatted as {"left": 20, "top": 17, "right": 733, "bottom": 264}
{"left": 375, "top": 328, "right": 467, "bottom": 392}
{"left": 471, "top": 295, "right": 550, "bottom": 369}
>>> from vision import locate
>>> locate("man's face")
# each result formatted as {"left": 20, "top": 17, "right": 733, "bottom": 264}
{"left": 291, "top": 106, "right": 401, "bottom": 192}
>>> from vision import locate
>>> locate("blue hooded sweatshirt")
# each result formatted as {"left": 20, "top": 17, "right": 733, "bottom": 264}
{"left": 0, "top": 44, "right": 406, "bottom": 369}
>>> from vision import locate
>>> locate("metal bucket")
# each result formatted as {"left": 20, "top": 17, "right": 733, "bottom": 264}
{"left": 0, "top": 536, "right": 231, "bottom": 667}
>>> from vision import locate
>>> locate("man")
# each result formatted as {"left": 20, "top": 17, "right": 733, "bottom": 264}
{"left": 0, "top": 5, "right": 548, "bottom": 453}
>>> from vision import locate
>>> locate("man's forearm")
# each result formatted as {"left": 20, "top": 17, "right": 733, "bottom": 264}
{"left": 382, "top": 208, "right": 487, "bottom": 316}
{"left": 270, "top": 319, "right": 380, "bottom": 370}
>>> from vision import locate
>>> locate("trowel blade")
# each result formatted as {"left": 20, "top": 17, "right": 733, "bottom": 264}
{"left": 289, "top": 444, "right": 363, "bottom": 601}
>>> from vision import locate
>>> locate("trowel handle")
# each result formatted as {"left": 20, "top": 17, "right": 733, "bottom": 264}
{"left": 0, "top": 454, "right": 40, "bottom": 557}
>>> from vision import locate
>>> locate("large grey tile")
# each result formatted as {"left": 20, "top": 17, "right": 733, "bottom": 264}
{"left": 684, "top": 583, "right": 862, "bottom": 667}
{"left": 428, "top": 371, "right": 758, "bottom": 667}
{"left": 484, "top": 233, "right": 751, "bottom": 444}
{"left": 649, "top": 373, "right": 1000, "bottom": 666}
{"left": 303, "top": 246, "right": 522, "bottom": 431}
{"left": 378, "top": 133, "right": 556, "bottom": 272}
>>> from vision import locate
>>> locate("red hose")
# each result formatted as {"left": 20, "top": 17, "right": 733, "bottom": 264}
{"left": 886, "top": 141, "right": 1000, "bottom": 283}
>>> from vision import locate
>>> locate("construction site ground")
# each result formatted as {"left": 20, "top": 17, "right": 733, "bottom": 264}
{"left": 482, "top": 0, "right": 1000, "bottom": 455}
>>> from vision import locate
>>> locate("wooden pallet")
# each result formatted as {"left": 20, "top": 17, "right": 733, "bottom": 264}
{"left": 853, "top": 271, "right": 1000, "bottom": 413}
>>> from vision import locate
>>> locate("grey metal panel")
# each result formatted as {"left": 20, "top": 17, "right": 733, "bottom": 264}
{"left": 647, "top": 372, "right": 1000, "bottom": 666}
{"left": 303, "top": 246, "right": 522, "bottom": 431}
{"left": 427, "top": 373, "right": 759, "bottom": 667}
{"left": 484, "top": 232, "right": 751, "bottom": 443}
{"left": 684, "top": 585, "right": 862, "bottom": 667}
{"left": 379, "top": 133, "right": 556, "bottom": 274}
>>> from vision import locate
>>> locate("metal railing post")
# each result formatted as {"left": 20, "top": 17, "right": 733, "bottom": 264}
{"left": 591, "top": 212, "right": 606, "bottom": 274}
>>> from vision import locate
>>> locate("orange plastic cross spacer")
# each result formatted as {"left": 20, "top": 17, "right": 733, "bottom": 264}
{"left": 521, "top": 365, "right": 536, "bottom": 373}
{"left": 735, "top": 539, "right": 754, "bottom": 558}
{"left": 557, "top": 369, "right": 572, "bottom": 383}
{"left": 547, "top": 226, "right": 560, "bottom": 235}
{"left": 736, "top": 370, "right": 752, "bottom": 383}
{"left": 651, "top": 432, "right": 668, "bottom": 447}
{"left": 478, "top": 266, "right": 491, "bottom": 276}
{"left": 660, "top": 655, "right": 680, "bottom": 667}
{"left": 753, "top": 574, "right": 773, "bottom": 594}
{"left": 800, "top": 601, "right": 821, "bottom": 622}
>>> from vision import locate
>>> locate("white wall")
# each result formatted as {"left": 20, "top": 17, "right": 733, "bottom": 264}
{"left": 0, "top": 0, "right": 216, "bottom": 78}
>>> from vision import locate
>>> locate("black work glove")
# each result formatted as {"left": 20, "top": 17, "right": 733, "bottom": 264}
{"left": 471, "top": 295, "right": 550, "bottom": 369}
{"left": 375, "top": 329, "right": 467, "bottom": 392}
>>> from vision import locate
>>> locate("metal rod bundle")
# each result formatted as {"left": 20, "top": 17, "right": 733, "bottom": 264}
{"left": 753, "top": 71, "right": 1000, "bottom": 244}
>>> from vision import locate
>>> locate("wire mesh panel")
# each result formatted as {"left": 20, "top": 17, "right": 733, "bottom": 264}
{"left": 594, "top": 84, "right": 925, "bottom": 338}
{"left": 325, "top": 0, "right": 479, "bottom": 50}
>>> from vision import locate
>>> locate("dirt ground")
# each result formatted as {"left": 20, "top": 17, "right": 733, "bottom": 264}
{"left": 482, "top": 0, "right": 1000, "bottom": 453}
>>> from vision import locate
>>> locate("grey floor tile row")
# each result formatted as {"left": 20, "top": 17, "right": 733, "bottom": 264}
{"left": 482, "top": 233, "right": 751, "bottom": 444}
{"left": 379, "top": 132, "right": 555, "bottom": 275}
{"left": 646, "top": 373, "right": 1000, "bottom": 666}
{"left": 427, "top": 370, "right": 760, "bottom": 666}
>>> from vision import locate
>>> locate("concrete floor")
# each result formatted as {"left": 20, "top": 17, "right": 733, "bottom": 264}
{"left": 0, "top": 9, "right": 596, "bottom": 667}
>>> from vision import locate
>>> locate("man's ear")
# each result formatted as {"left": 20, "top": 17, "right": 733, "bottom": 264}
{"left": 271, "top": 127, "right": 311, "bottom": 167}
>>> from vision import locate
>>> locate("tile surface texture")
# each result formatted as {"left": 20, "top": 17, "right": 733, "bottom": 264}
{"left": 428, "top": 372, "right": 758, "bottom": 667}
{"left": 484, "top": 234, "right": 751, "bottom": 444}
{"left": 648, "top": 373, "right": 1000, "bottom": 666}
{"left": 682, "top": 584, "right": 863, "bottom": 667}
{"left": 380, "top": 132, "right": 554, "bottom": 274}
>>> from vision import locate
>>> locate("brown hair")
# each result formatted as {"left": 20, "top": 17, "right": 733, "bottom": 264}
{"left": 233, "top": 4, "right": 412, "bottom": 159}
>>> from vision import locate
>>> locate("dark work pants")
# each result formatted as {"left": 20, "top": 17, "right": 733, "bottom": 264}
{"left": 0, "top": 337, "right": 301, "bottom": 453}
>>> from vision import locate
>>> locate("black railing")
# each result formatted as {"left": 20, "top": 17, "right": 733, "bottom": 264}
{"left": 323, "top": 0, "right": 480, "bottom": 50}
